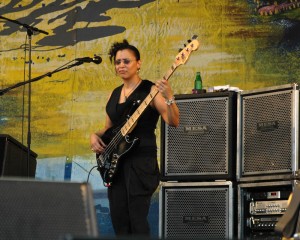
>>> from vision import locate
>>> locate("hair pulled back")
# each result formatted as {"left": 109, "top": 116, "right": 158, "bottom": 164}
{"left": 108, "top": 39, "right": 140, "bottom": 63}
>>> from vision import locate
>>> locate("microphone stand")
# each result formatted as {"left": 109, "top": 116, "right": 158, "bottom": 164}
{"left": 0, "top": 15, "right": 48, "bottom": 177}
{"left": 0, "top": 15, "right": 49, "bottom": 35}
{"left": 0, "top": 61, "right": 85, "bottom": 175}
{"left": 0, "top": 61, "right": 84, "bottom": 96}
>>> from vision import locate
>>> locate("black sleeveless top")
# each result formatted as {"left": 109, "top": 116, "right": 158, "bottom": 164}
{"left": 106, "top": 80, "right": 160, "bottom": 147}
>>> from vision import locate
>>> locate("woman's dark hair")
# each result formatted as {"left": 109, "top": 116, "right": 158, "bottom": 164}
{"left": 108, "top": 39, "right": 140, "bottom": 63}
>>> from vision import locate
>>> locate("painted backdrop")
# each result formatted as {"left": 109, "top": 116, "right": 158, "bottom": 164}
{"left": 0, "top": 0, "right": 300, "bottom": 236}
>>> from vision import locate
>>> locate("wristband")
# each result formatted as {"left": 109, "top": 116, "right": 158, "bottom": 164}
{"left": 165, "top": 96, "right": 175, "bottom": 106}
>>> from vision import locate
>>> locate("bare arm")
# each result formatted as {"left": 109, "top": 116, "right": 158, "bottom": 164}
{"left": 90, "top": 92, "right": 114, "bottom": 154}
{"left": 90, "top": 114, "right": 113, "bottom": 154}
{"left": 152, "top": 79, "right": 179, "bottom": 127}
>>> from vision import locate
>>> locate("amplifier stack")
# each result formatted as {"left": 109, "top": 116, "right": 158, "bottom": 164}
{"left": 236, "top": 83, "right": 299, "bottom": 238}
{"left": 159, "top": 91, "right": 238, "bottom": 239}
{"left": 159, "top": 83, "right": 300, "bottom": 239}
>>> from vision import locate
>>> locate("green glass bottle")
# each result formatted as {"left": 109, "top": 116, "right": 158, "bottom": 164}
{"left": 193, "top": 72, "right": 202, "bottom": 93}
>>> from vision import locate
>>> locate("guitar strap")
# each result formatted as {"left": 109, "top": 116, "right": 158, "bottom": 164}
{"left": 275, "top": 180, "right": 300, "bottom": 237}
{"left": 107, "top": 85, "right": 134, "bottom": 127}
{"left": 108, "top": 80, "right": 154, "bottom": 127}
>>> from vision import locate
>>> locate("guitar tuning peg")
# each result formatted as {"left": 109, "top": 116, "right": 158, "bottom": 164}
{"left": 184, "top": 44, "right": 187, "bottom": 47}
{"left": 192, "top": 34, "right": 198, "bottom": 39}
{"left": 187, "top": 39, "right": 191, "bottom": 43}
{"left": 178, "top": 48, "right": 183, "bottom": 52}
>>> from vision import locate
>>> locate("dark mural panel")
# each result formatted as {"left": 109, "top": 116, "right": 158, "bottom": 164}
{"left": 0, "top": 0, "right": 155, "bottom": 47}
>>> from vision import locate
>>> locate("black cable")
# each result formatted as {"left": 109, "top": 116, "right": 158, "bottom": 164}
{"left": 86, "top": 165, "right": 98, "bottom": 184}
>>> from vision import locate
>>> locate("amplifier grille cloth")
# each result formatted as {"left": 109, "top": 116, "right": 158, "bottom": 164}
{"left": 164, "top": 188, "right": 229, "bottom": 239}
{"left": 0, "top": 181, "right": 95, "bottom": 240}
{"left": 242, "top": 91, "right": 293, "bottom": 175}
{"left": 165, "top": 97, "right": 229, "bottom": 175}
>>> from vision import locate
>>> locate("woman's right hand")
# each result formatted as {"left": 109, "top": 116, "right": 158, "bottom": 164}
{"left": 90, "top": 133, "right": 107, "bottom": 154}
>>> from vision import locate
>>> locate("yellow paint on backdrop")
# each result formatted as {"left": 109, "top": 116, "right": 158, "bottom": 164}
{"left": 0, "top": 0, "right": 298, "bottom": 160}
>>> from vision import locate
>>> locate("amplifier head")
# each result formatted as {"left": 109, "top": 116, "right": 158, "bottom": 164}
{"left": 237, "top": 180, "right": 293, "bottom": 239}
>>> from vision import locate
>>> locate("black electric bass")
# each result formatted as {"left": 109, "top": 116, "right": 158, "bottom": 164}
{"left": 96, "top": 37, "right": 200, "bottom": 186}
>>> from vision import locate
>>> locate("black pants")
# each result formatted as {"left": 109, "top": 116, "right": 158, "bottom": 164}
{"left": 107, "top": 147, "right": 159, "bottom": 236}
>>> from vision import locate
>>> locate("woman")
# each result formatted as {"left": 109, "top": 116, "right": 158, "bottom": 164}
{"left": 90, "top": 39, "right": 179, "bottom": 236}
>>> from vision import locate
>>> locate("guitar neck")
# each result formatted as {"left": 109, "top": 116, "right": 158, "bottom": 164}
{"left": 119, "top": 37, "right": 200, "bottom": 136}
{"left": 163, "top": 62, "right": 178, "bottom": 81}
{"left": 120, "top": 63, "right": 178, "bottom": 136}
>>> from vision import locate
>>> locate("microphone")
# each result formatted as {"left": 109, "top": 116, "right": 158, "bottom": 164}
{"left": 75, "top": 56, "right": 102, "bottom": 64}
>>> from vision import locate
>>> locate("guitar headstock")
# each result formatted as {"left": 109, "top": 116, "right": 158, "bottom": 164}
{"left": 174, "top": 37, "right": 199, "bottom": 67}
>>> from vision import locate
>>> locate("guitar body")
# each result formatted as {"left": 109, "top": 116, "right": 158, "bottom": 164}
{"left": 96, "top": 127, "right": 140, "bottom": 186}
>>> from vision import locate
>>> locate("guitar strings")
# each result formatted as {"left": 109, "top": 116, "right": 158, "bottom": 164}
{"left": 103, "top": 89, "right": 160, "bottom": 157}
{"left": 103, "top": 130, "right": 123, "bottom": 156}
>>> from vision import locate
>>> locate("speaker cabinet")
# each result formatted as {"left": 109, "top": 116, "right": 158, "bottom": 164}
{"left": 0, "top": 178, "right": 99, "bottom": 240}
{"left": 159, "top": 181, "right": 235, "bottom": 239}
{"left": 0, "top": 134, "right": 37, "bottom": 177}
{"left": 161, "top": 92, "right": 237, "bottom": 181}
{"left": 237, "top": 84, "right": 299, "bottom": 182}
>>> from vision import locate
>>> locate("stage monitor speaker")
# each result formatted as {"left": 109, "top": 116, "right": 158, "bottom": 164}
{"left": 237, "top": 84, "right": 299, "bottom": 182}
{"left": 0, "top": 178, "right": 99, "bottom": 240}
{"left": 159, "top": 181, "right": 235, "bottom": 239}
{"left": 161, "top": 92, "right": 237, "bottom": 181}
{"left": 0, "top": 134, "right": 37, "bottom": 177}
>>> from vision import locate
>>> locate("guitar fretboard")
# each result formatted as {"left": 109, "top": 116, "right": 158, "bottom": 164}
{"left": 120, "top": 62, "right": 178, "bottom": 136}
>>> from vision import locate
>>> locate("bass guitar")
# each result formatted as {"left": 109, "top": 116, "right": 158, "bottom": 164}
{"left": 96, "top": 36, "right": 200, "bottom": 187}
